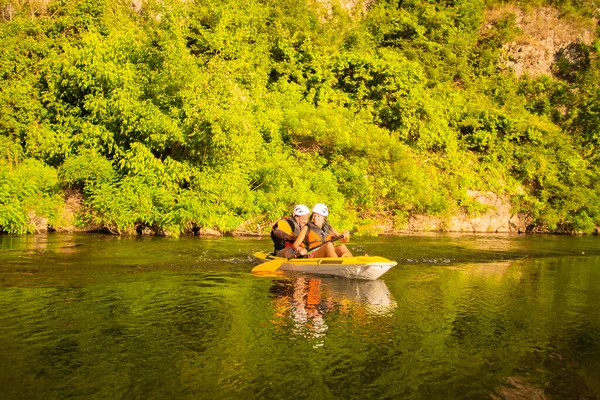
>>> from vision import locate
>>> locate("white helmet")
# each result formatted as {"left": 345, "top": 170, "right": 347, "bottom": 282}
{"left": 293, "top": 204, "right": 310, "bottom": 217}
{"left": 312, "top": 203, "right": 329, "bottom": 217}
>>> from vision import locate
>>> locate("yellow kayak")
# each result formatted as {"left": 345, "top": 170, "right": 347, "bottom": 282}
{"left": 252, "top": 251, "right": 397, "bottom": 280}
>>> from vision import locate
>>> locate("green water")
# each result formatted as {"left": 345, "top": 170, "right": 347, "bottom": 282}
{"left": 1, "top": 233, "right": 599, "bottom": 399}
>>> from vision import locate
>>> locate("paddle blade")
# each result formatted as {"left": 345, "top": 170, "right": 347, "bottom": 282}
{"left": 251, "top": 259, "right": 285, "bottom": 272}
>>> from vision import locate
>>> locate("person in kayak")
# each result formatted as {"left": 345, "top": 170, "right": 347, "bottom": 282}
{"left": 271, "top": 204, "right": 310, "bottom": 258}
{"left": 291, "top": 203, "right": 353, "bottom": 258}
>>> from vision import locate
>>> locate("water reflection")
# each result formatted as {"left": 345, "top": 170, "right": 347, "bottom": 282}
{"left": 464, "top": 261, "right": 513, "bottom": 278}
{"left": 1, "top": 234, "right": 599, "bottom": 398}
{"left": 268, "top": 277, "right": 397, "bottom": 339}
{"left": 493, "top": 376, "right": 546, "bottom": 400}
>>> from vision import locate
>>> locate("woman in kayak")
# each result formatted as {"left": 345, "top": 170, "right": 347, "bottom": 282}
{"left": 290, "top": 203, "right": 353, "bottom": 258}
{"left": 271, "top": 204, "right": 310, "bottom": 258}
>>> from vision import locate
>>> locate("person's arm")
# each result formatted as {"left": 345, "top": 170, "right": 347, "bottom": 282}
{"left": 272, "top": 228, "right": 295, "bottom": 240}
{"left": 330, "top": 225, "right": 350, "bottom": 242}
{"left": 271, "top": 220, "right": 295, "bottom": 240}
{"left": 292, "top": 226, "right": 308, "bottom": 256}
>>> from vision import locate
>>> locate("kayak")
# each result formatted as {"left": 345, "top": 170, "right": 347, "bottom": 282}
{"left": 252, "top": 251, "right": 397, "bottom": 280}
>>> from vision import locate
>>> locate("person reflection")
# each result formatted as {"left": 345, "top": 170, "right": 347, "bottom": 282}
{"left": 270, "top": 277, "right": 330, "bottom": 339}
{"left": 269, "top": 277, "right": 397, "bottom": 339}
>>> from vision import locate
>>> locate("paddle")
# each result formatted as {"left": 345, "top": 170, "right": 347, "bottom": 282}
{"left": 251, "top": 258, "right": 290, "bottom": 273}
{"left": 252, "top": 219, "right": 384, "bottom": 273}
{"left": 307, "top": 228, "right": 357, "bottom": 253}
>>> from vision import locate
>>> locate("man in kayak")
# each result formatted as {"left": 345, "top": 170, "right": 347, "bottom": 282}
{"left": 291, "top": 203, "right": 353, "bottom": 258}
{"left": 271, "top": 204, "right": 310, "bottom": 258}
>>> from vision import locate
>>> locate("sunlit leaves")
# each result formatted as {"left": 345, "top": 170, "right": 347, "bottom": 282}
{"left": 0, "top": 0, "right": 598, "bottom": 235}
{"left": 0, "top": 160, "right": 63, "bottom": 233}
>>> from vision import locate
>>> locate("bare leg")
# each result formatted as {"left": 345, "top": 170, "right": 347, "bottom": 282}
{"left": 335, "top": 244, "right": 352, "bottom": 258}
{"left": 310, "top": 242, "right": 337, "bottom": 258}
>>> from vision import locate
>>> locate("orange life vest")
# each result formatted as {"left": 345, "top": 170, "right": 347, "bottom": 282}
{"left": 304, "top": 221, "right": 333, "bottom": 251}
{"left": 271, "top": 216, "right": 302, "bottom": 251}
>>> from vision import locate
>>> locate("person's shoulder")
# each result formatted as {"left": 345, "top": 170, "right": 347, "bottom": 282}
{"left": 274, "top": 215, "right": 291, "bottom": 223}
{"left": 279, "top": 216, "right": 294, "bottom": 225}
{"left": 276, "top": 217, "right": 294, "bottom": 232}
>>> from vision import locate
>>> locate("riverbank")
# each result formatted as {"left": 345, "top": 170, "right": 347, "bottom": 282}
{"left": 20, "top": 188, "right": 598, "bottom": 237}
{"left": 2, "top": 2, "right": 599, "bottom": 237}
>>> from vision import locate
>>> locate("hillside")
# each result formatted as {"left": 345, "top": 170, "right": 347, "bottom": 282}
{"left": 0, "top": 0, "right": 599, "bottom": 235}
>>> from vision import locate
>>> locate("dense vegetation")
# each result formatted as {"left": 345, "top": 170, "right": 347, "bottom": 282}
{"left": 1, "top": 0, "right": 599, "bottom": 235}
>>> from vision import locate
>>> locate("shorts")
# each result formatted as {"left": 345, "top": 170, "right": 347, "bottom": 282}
{"left": 275, "top": 248, "right": 289, "bottom": 257}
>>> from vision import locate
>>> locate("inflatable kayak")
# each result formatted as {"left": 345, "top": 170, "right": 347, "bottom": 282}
{"left": 252, "top": 251, "right": 397, "bottom": 280}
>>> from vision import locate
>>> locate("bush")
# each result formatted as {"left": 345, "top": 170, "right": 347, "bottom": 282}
{"left": 0, "top": 159, "right": 63, "bottom": 233}
{"left": 0, "top": 0, "right": 598, "bottom": 235}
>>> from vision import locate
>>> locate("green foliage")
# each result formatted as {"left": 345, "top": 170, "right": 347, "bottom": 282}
{"left": 0, "top": 0, "right": 598, "bottom": 235}
{"left": 0, "top": 159, "right": 63, "bottom": 233}
{"left": 59, "top": 150, "right": 116, "bottom": 191}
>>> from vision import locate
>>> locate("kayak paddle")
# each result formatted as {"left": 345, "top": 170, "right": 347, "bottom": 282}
{"left": 307, "top": 228, "right": 358, "bottom": 253}
{"left": 251, "top": 258, "right": 288, "bottom": 272}
{"left": 252, "top": 231, "right": 355, "bottom": 272}
{"left": 305, "top": 218, "right": 384, "bottom": 253}
{"left": 252, "top": 219, "right": 384, "bottom": 272}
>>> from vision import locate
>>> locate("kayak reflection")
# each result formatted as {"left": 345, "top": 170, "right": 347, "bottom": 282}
{"left": 269, "top": 277, "right": 397, "bottom": 339}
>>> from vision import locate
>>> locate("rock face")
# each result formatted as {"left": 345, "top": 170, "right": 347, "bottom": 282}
{"left": 55, "top": 189, "right": 84, "bottom": 232}
{"left": 404, "top": 191, "right": 533, "bottom": 233}
{"left": 309, "top": 0, "right": 373, "bottom": 20}
{"left": 1, "top": 0, "right": 50, "bottom": 20}
{"left": 485, "top": 6, "right": 596, "bottom": 77}
{"left": 131, "top": 0, "right": 143, "bottom": 13}
{"left": 27, "top": 211, "right": 49, "bottom": 233}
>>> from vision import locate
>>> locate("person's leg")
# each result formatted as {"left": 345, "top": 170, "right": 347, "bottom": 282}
{"left": 335, "top": 244, "right": 352, "bottom": 257}
{"left": 276, "top": 247, "right": 295, "bottom": 258}
{"left": 310, "top": 242, "right": 337, "bottom": 258}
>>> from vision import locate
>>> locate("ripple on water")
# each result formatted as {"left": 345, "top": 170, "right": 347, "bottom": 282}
{"left": 1, "top": 235, "right": 600, "bottom": 399}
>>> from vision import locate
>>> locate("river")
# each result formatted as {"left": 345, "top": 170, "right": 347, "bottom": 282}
{"left": 0, "top": 233, "right": 599, "bottom": 399}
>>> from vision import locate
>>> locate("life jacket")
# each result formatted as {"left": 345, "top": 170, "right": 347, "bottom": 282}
{"left": 271, "top": 216, "right": 301, "bottom": 251}
{"left": 304, "top": 221, "right": 333, "bottom": 251}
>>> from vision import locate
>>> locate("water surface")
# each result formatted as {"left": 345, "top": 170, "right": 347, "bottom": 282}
{"left": 0, "top": 233, "right": 599, "bottom": 399}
